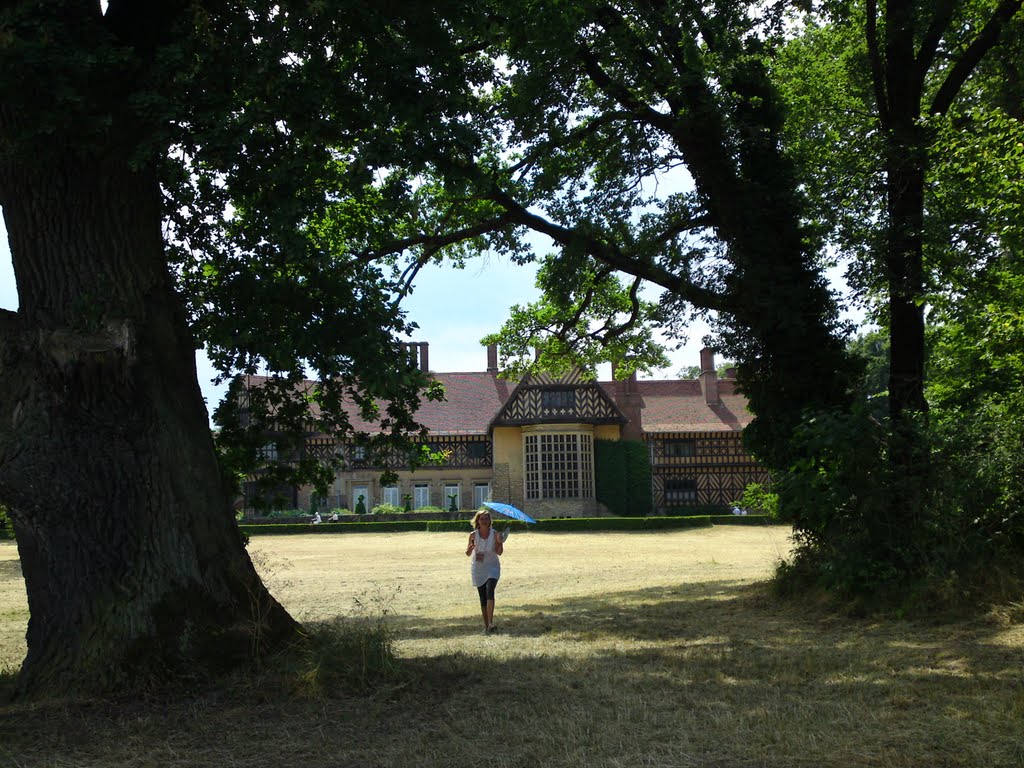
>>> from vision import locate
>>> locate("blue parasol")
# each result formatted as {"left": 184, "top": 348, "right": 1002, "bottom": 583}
{"left": 482, "top": 501, "right": 538, "bottom": 525}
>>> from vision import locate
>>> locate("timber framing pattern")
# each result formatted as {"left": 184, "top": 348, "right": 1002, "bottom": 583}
{"left": 239, "top": 344, "right": 768, "bottom": 517}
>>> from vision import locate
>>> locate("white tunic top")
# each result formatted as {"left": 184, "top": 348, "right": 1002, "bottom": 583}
{"left": 470, "top": 529, "right": 501, "bottom": 587}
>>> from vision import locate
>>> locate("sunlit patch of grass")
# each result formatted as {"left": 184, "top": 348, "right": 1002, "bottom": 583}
{"left": 1, "top": 530, "right": 1022, "bottom": 767}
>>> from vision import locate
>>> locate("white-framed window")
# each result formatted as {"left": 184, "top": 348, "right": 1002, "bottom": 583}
{"left": 664, "top": 477, "right": 697, "bottom": 504}
{"left": 443, "top": 483, "right": 460, "bottom": 511}
{"left": 664, "top": 439, "right": 697, "bottom": 458}
{"left": 382, "top": 485, "right": 401, "bottom": 507}
{"left": 474, "top": 483, "right": 491, "bottom": 507}
{"left": 413, "top": 483, "right": 430, "bottom": 509}
{"left": 523, "top": 429, "right": 594, "bottom": 500}
{"left": 259, "top": 442, "right": 278, "bottom": 461}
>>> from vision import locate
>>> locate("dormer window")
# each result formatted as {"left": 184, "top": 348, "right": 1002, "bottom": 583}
{"left": 542, "top": 389, "right": 575, "bottom": 411}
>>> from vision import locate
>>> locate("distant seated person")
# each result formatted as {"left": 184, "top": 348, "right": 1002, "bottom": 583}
{"left": 311, "top": 511, "right": 322, "bottom": 524}
{"left": 329, "top": 512, "right": 339, "bottom": 522}
{"left": 731, "top": 505, "right": 743, "bottom": 515}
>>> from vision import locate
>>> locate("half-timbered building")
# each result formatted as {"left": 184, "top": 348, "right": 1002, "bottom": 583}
{"left": 241, "top": 344, "right": 769, "bottom": 517}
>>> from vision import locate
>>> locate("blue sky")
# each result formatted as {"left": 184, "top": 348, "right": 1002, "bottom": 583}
{"left": 1, "top": 211, "right": 854, "bottom": 419}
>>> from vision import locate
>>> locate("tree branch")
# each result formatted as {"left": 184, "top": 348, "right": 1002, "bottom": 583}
{"left": 930, "top": 0, "right": 1023, "bottom": 116}
{"left": 915, "top": 0, "right": 958, "bottom": 86}
{"left": 865, "top": 0, "right": 890, "bottom": 126}
{"left": 355, "top": 214, "right": 514, "bottom": 264}
{"left": 480, "top": 178, "right": 725, "bottom": 311}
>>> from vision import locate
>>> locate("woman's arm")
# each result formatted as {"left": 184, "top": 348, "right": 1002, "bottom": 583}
{"left": 466, "top": 532, "right": 475, "bottom": 556}
{"left": 494, "top": 532, "right": 503, "bottom": 556}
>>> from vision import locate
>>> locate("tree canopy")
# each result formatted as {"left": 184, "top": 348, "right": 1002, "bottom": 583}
{"left": 2, "top": 0, "right": 1023, "bottom": 695}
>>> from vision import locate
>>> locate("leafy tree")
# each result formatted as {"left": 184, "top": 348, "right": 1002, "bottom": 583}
{"left": 0, "top": 0, "right": 461, "bottom": 695}
{"left": 771, "top": 0, "right": 1023, "bottom": 593}
{"left": 372, "top": 0, "right": 859, "bottom": 477}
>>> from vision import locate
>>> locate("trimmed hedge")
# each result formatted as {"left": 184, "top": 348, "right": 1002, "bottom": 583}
{"left": 240, "top": 520, "right": 428, "bottom": 536}
{"left": 707, "top": 514, "right": 775, "bottom": 526}
{"left": 240, "top": 514, "right": 774, "bottom": 536}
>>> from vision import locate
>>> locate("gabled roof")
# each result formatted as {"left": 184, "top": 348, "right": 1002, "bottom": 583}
{"left": 490, "top": 368, "right": 626, "bottom": 428}
{"left": 241, "top": 370, "right": 752, "bottom": 437}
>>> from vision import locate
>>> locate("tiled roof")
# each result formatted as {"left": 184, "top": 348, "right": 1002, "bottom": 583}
{"left": 241, "top": 373, "right": 514, "bottom": 435}
{"left": 414, "top": 373, "right": 515, "bottom": 434}
{"left": 242, "top": 372, "right": 751, "bottom": 436}
{"left": 629, "top": 379, "right": 752, "bottom": 433}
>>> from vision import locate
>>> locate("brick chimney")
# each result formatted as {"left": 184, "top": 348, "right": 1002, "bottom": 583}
{"left": 611, "top": 361, "right": 644, "bottom": 440}
{"left": 487, "top": 343, "right": 498, "bottom": 373}
{"left": 699, "top": 347, "right": 719, "bottom": 405}
{"left": 405, "top": 342, "right": 430, "bottom": 372}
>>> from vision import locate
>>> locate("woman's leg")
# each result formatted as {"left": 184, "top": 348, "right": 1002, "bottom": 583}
{"left": 484, "top": 578, "right": 498, "bottom": 631}
{"left": 477, "top": 584, "right": 489, "bottom": 630}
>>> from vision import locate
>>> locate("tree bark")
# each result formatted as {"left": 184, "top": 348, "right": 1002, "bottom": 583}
{"left": 0, "top": 140, "right": 299, "bottom": 695}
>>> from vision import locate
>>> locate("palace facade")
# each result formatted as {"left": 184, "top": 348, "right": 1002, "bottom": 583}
{"left": 241, "top": 344, "right": 769, "bottom": 517}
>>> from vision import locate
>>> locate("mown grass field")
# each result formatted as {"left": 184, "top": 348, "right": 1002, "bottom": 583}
{"left": 1, "top": 526, "right": 1022, "bottom": 767}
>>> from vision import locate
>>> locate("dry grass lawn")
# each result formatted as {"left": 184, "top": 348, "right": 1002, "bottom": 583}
{"left": 1, "top": 527, "right": 1023, "bottom": 768}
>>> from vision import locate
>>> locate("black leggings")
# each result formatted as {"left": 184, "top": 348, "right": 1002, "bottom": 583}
{"left": 477, "top": 578, "right": 498, "bottom": 609}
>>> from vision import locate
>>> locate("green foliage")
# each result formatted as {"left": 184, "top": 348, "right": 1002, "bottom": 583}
{"left": 0, "top": 505, "right": 12, "bottom": 540}
{"left": 594, "top": 439, "right": 652, "bottom": 517}
{"left": 776, "top": 396, "right": 1024, "bottom": 609}
{"left": 447, "top": 494, "right": 458, "bottom": 513}
{"left": 291, "top": 588, "right": 400, "bottom": 696}
{"left": 594, "top": 440, "right": 628, "bottom": 516}
{"left": 732, "top": 484, "right": 779, "bottom": 520}
{"left": 370, "top": 503, "right": 405, "bottom": 516}
{"left": 354, "top": 495, "right": 367, "bottom": 516}
{"left": 241, "top": 521, "right": 428, "bottom": 535}
{"left": 263, "top": 508, "right": 308, "bottom": 519}
{"left": 623, "top": 441, "right": 653, "bottom": 516}
{"left": 482, "top": 260, "right": 671, "bottom": 380}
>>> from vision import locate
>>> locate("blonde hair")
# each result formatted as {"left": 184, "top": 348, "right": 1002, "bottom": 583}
{"left": 470, "top": 509, "right": 493, "bottom": 530}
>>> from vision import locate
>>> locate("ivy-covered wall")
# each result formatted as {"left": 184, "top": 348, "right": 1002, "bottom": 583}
{"left": 595, "top": 439, "right": 653, "bottom": 516}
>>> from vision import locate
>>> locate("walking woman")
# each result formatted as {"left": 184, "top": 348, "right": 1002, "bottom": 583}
{"left": 466, "top": 508, "right": 504, "bottom": 633}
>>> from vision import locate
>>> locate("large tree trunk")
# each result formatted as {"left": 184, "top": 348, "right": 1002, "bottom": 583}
{"left": 0, "top": 142, "right": 299, "bottom": 695}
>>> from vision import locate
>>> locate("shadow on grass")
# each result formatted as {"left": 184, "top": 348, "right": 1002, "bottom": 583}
{"left": 1, "top": 579, "right": 1021, "bottom": 768}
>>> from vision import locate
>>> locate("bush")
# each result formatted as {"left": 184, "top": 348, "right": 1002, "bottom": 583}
{"left": 289, "top": 588, "right": 400, "bottom": 696}
{"left": 370, "top": 503, "right": 405, "bottom": 515}
{"left": 733, "top": 483, "right": 780, "bottom": 519}
{"left": 775, "top": 396, "right": 1024, "bottom": 612}
{"left": 0, "top": 505, "right": 13, "bottom": 540}
{"left": 264, "top": 508, "right": 308, "bottom": 519}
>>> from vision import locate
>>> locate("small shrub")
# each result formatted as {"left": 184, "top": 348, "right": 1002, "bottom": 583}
{"left": 0, "top": 505, "right": 13, "bottom": 539}
{"left": 733, "top": 483, "right": 780, "bottom": 519}
{"left": 329, "top": 508, "right": 353, "bottom": 516}
{"left": 291, "top": 586, "right": 400, "bottom": 696}
{"left": 370, "top": 503, "right": 405, "bottom": 515}
{"left": 264, "top": 508, "right": 307, "bottom": 519}
{"left": 354, "top": 495, "right": 367, "bottom": 515}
